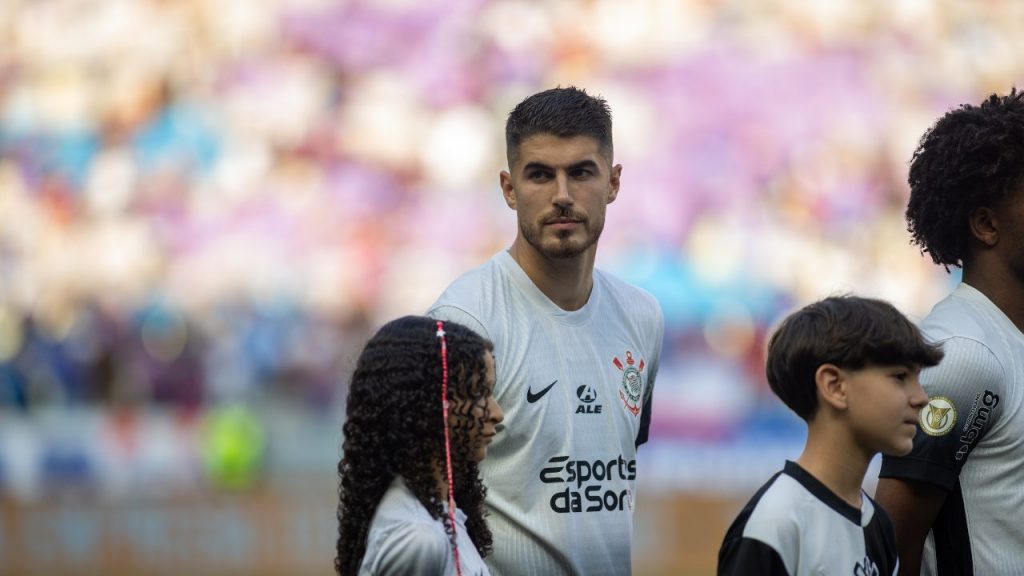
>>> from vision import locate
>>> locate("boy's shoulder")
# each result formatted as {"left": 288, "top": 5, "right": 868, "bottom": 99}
{"left": 718, "top": 466, "right": 802, "bottom": 575}
{"left": 724, "top": 463, "right": 809, "bottom": 543}
{"left": 719, "top": 461, "right": 898, "bottom": 576}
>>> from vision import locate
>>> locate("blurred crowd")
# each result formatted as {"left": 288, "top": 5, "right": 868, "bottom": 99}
{"left": 1, "top": 0, "right": 1023, "bottom": 496}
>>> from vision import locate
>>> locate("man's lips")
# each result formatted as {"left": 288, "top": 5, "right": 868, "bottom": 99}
{"left": 545, "top": 217, "right": 582, "bottom": 227}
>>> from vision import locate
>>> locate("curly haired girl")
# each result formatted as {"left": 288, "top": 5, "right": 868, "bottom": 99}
{"left": 336, "top": 316, "right": 503, "bottom": 576}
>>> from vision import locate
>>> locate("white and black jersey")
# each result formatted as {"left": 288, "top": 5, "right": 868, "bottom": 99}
{"left": 879, "top": 283, "right": 1024, "bottom": 575}
{"left": 718, "top": 461, "right": 898, "bottom": 576}
{"left": 359, "top": 477, "right": 490, "bottom": 576}
{"left": 428, "top": 251, "right": 664, "bottom": 576}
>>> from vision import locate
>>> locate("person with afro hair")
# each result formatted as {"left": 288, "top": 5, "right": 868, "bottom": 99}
{"left": 336, "top": 316, "right": 503, "bottom": 575}
{"left": 876, "top": 89, "right": 1024, "bottom": 575}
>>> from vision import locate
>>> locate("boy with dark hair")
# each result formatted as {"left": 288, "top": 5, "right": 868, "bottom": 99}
{"left": 719, "top": 296, "right": 943, "bottom": 576}
{"left": 875, "top": 89, "right": 1024, "bottom": 575}
{"left": 428, "top": 86, "right": 664, "bottom": 575}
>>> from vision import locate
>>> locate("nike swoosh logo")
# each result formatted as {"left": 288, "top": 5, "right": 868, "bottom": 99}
{"left": 527, "top": 380, "right": 558, "bottom": 403}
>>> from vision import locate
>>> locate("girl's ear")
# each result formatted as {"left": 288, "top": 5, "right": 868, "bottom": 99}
{"left": 815, "top": 363, "right": 848, "bottom": 412}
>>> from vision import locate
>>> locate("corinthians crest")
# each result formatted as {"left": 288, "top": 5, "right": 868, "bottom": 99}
{"left": 613, "top": 350, "right": 644, "bottom": 416}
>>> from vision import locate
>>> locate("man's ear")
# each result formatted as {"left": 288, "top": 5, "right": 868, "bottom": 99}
{"left": 969, "top": 206, "right": 999, "bottom": 247}
{"left": 500, "top": 171, "right": 516, "bottom": 209}
{"left": 815, "top": 364, "right": 848, "bottom": 412}
{"left": 607, "top": 164, "right": 622, "bottom": 204}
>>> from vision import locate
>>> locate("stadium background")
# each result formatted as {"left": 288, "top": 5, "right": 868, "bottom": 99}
{"left": 0, "top": 1, "right": 1021, "bottom": 574}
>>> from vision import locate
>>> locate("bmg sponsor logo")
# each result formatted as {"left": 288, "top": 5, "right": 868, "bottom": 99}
{"left": 540, "top": 455, "right": 636, "bottom": 513}
{"left": 955, "top": 390, "right": 999, "bottom": 461}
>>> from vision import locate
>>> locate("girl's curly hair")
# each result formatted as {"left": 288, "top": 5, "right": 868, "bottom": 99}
{"left": 335, "top": 316, "right": 495, "bottom": 575}
{"left": 906, "top": 88, "right": 1024, "bottom": 269}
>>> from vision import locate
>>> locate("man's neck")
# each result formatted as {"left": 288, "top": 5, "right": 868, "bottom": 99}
{"left": 963, "top": 263, "right": 1024, "bottom": 333}
{"left": 508, "top": 240, "right": 595, "bottom": 311}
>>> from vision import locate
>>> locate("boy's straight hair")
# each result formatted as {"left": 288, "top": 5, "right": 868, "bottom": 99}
{"left": 766, "top": 295, "right": 944, "bottom": 421}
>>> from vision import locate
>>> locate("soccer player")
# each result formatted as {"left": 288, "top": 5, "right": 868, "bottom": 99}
{"left": 718, "top": 296, "right": 943, "bottom": 575}
{"left": 875, "top": 89, "right": 1024, "bottom": 575}
{"left": 427, "top": 87, "right": 664, "bottom": 575}
{"left": 335, "top": 316, "right": 504, "bottom": 576}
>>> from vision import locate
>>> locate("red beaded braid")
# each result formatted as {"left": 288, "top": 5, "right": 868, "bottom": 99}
{"left": 436, "top": 321, "right": 463, "bottom": 576}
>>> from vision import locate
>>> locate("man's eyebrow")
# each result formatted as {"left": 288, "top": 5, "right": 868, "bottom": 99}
{"left": 520, "top": 159, "right": 599, "bottom": 173}
{"left": 521, "top": 161, "right": 553, "bottom": 173}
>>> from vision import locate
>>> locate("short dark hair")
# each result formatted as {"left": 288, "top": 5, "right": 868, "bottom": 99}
{"left": 765, "top": 296, "right": 944, "bottom": 421}
{"left": 906, "top": 88, "right": 1024, "bottom": 269}
{"left": 505, "top": 86, "right": 613, "bottom": 167}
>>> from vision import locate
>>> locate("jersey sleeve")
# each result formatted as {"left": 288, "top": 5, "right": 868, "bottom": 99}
{"left": 879, "top": 336, "right": 1006, "bottom": 490}
{"left": 367, "top": 522, "right": 450, "bottom": 576}
{"left": 636, "top": 303, "right": 664, "bottom": 447}
{"left": 718, "top": 536, "right": 789, "bottom": 576}
{"left": 426, "top": 305, "right": 491, "bottom": 342}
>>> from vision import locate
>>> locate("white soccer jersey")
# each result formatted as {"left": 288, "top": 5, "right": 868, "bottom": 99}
{"left": 718, "top": 461, "right": 899, "bottom": 576}
{"left": 359, "top": 477, "right": 490, "bottom": 576}
{"left": 427, "top": 251, "right": 664, "bottom": 576}
{"left": 879, "top": 283, "right": 1024, "bottom": 575}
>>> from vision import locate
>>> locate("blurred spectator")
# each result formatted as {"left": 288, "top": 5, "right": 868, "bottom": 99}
{"left": 0, "top": 0, "right": 1013, "bottom": 497}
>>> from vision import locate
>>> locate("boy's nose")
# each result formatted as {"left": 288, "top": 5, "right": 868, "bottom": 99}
{"left": 910, "top": 377, "right": 929, "bottom": 408}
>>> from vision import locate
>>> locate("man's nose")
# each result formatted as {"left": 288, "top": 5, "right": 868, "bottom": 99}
{"left": 553, "top": 173, "right": 573, "bottom": 205}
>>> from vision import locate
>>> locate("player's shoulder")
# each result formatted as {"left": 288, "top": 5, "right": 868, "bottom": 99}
{"left": 921, "top": 283, "right": 1007, "bottom": 345}
{"left": 594, "top": 267, "right": 662, "bottom": 316}
{"left": 430, "top": 254, "right": 504, "bottom": 308}
{"left": 427, "top": 254, "right": 509, "bottom": 339}
{"left": 920, "top": 295, "right": 1007, "bottom": 389}
{"left": 922, "top": 298, "right": 984, "bottom": 341}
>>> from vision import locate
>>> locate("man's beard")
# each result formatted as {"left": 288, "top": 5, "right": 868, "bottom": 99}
{"left": 520, "top": 216, "right": 604, "bottom": 259}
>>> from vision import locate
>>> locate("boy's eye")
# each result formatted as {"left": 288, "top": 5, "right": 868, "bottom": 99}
{"left": 892, "top": 371, "right": 909, "bottom": 382}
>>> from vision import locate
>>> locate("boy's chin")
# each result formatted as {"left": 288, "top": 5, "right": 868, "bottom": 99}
{"left": 882, "top": 441, "right": 915, "bottom": 457}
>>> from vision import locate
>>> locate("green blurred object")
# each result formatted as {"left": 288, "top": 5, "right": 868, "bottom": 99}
{"left": 201, "top": 405, "right": 265, "bottom": 490}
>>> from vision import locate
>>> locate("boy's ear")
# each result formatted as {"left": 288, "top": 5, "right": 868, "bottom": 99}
{"left": 815, "top": 364, "right": 848, "bottom": 412}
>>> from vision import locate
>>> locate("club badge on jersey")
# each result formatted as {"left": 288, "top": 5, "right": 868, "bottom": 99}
{"left": 613, "top": 350, "right": 645, "bottom": 416}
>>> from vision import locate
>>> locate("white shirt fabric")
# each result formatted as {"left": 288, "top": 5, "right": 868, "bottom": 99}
{"left": 879, "top": 282, "right": 1024, "bottom": 575}
{"left": 427, "top": 250, "right": 664, "bottom": 576}
{"left": 359, "top": 477, "right": 490, "bottom": 576}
